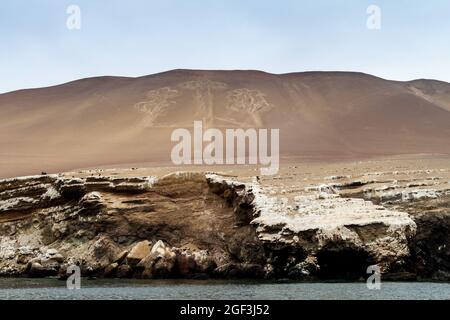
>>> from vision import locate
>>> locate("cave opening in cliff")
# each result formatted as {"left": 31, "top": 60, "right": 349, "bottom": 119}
{"left": 316, "top": 247, "right": 373, "bottom": 280}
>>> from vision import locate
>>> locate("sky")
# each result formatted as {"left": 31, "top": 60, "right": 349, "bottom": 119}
{"left": 0, "top": 0, "right": 450, "bottom": 93}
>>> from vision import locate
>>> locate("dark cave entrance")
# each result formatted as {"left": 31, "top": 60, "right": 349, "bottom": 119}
{"left": 316, "top": 247, "right": 374, "bottom": 280}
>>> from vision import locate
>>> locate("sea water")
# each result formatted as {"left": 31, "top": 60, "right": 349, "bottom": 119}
{"left": 0, "top": 278, "right": 449, "bottom": 300}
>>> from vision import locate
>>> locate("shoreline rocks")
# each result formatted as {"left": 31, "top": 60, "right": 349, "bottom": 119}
{"left": 0, "top": 172, "right": 449, "bottom": 281}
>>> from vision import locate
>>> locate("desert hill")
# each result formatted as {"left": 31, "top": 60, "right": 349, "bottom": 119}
{"left": 1, "top": 69, "right": 450, "bottom": 177}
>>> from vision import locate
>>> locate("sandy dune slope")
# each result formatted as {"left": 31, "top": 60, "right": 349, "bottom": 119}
{"left": 1, "top": 69, "right": 450, "bottom": 178}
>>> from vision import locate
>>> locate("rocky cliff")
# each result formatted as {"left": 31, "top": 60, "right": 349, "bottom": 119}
{"left": 0, "top": 169, "right": 448, "bottom": 281}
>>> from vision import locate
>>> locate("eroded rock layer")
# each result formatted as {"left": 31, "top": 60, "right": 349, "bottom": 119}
{"left": 0, "top": 170, "right": 448, "bottom": 280}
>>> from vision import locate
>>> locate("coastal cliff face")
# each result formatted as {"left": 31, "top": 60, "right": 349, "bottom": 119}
{"left": 0, "top": 169, "right": 448, "bottom": 281}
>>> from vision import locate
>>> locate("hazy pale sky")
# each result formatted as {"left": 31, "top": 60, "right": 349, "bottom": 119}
{"left": 1, "top": 0, "right": 450, "bottom": 93}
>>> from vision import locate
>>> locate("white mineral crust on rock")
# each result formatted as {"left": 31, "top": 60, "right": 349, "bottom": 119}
{"left": 206, "top": 173, "right": 417, "bottom": 270}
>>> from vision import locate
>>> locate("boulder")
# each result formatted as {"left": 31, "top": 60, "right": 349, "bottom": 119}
{"left": 114, "top": 250, "right": 129, "bottom": 264}
{"left": 28, "top": 262, "right": 45, "bottom": 277}
{"left": 138, "top": 241, "right": 176, "bottom": 278}
{"left": 85, "top": 236, "right": 122, "bottom": 270}
{"left": 42, "top": 249, "right": 65, "bottom": 264}
{"left": 150, "top": 240, "right": 167, "bottom": 256}
{"left": 104, "top": 262, "right": 119, "bottom": 277}
{"left": 16, "top": 246, "right": 36, "bottom": 265}
{"left": 127, "top": 240, "right": 152, "bottom": 265}
{"left": 27, "top": 261, "right": 58, "bottom": 278}
{"left": 46, "top": 248, "right": 59, "bottom": 256}
{"left": 116, "top": 265, "right": 133, "bottom": 278}
{"left": 40, "top": 257, "right": 62, "bottom": 270}
{"left": 51, "top": 254, "right": 65, "bottom": 263}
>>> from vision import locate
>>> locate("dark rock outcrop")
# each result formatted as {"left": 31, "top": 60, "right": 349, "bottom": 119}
{"left": 0, "top": 171, "right": 448, "bottom": 281}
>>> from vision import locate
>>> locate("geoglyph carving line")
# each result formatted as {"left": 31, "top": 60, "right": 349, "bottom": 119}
{"left": 226, "top": 88, "right": 273, "bottom": 127}
{"left": 133, "top": 83, "right": 274, "bottom": 128}
{"left": 134, "top": 87, "right": 179, "bottom": 127}
{"left": 179, "top": 79, "right": 228, "bottom": 127}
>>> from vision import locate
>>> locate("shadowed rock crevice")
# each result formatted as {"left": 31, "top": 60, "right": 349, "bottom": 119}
{"left": 316, "top": 246, "right": 374, "bottom": 280}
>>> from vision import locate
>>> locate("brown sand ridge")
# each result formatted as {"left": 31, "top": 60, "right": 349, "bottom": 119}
{"left": 1, "top": 69, "right": 450, "bottom": 178}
